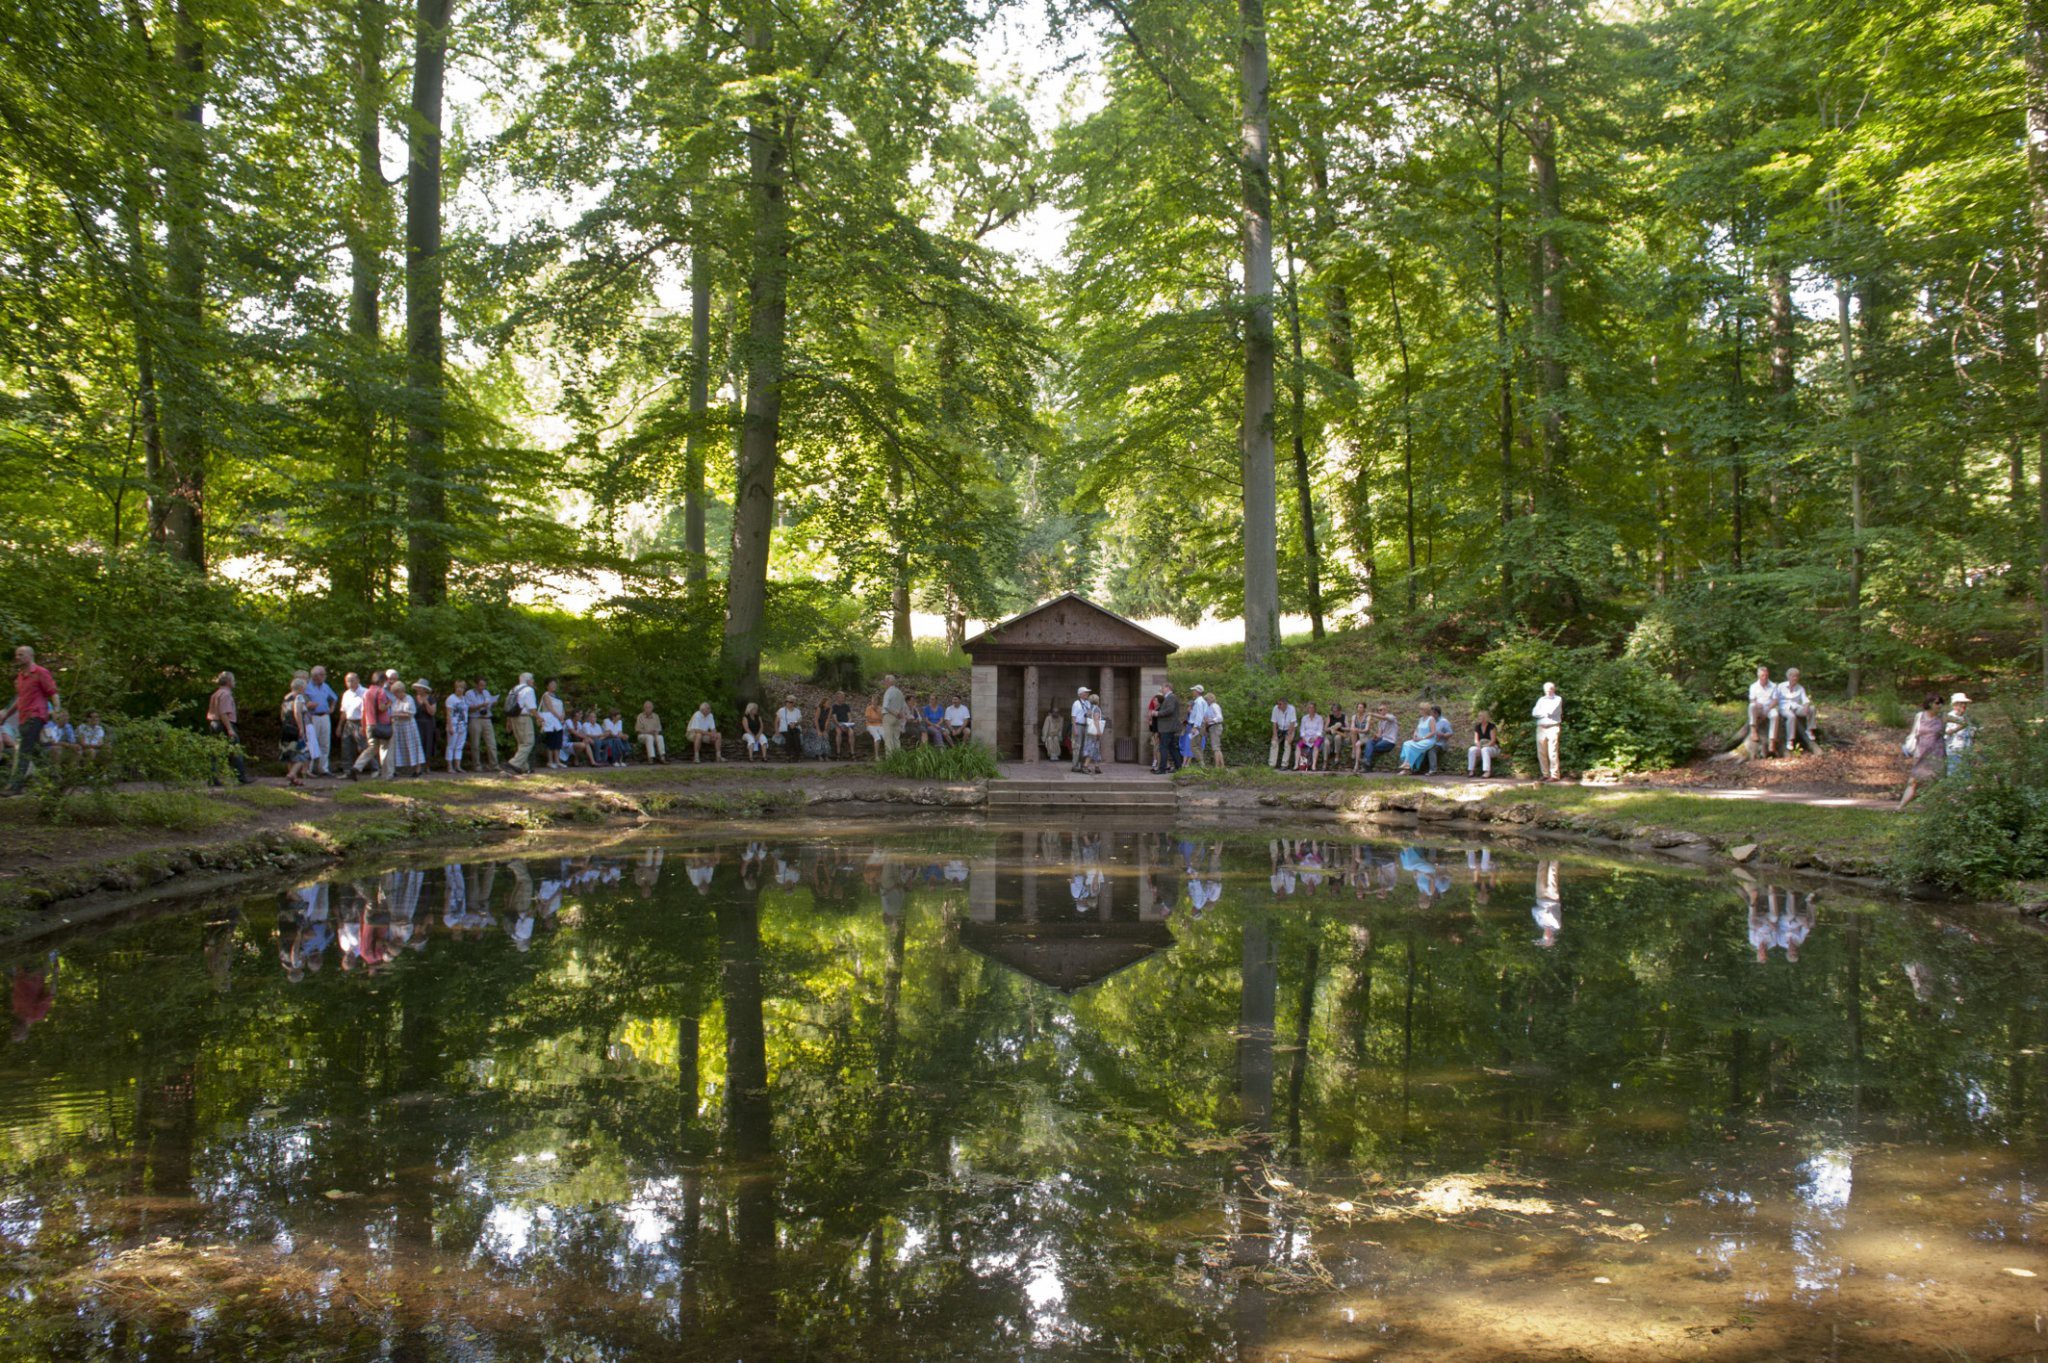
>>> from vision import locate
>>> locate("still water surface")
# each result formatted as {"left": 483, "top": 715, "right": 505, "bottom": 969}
{"left": 2, "top": 822, "right": 2045, "bottom": 1360}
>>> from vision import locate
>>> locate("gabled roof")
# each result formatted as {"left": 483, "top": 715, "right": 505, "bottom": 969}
{"left": 961, "top": 921, "right": 1176, "bottom": 994}
{"left": 962, "top": 593, "right": 1180, "bottom": 658}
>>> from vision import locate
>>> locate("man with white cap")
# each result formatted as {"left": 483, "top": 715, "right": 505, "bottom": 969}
{"left": 1776, "top": 667, "right": 1814, "bottom": 753}
{"left": 1944, "top": 691, "right": 1977, "bottom": 775}
{"left": 1070, "top": 687, "right": 1092, "bottom": 773}
{"left": 1185, "top": 685, "right": 1210, "bottom": 765}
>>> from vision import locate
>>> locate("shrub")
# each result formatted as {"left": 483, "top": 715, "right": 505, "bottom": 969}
{"left": 876, "top": 742, "right": 1000, "bottom": 780}
{"left": 28, "top": 715, "right": 231, "bottom": 823}
{"left": 1893, "top": 710, "right": 2048, "bottom": 897}
{"left": 1476, "top": 634, "right": 1706, "bottom": 775}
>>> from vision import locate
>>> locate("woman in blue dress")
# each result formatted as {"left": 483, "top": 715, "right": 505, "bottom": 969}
{"left": 1399, "top": 705, "right": 1449, "bottom": 773}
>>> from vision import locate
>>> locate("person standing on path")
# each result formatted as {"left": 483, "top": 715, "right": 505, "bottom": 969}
{"left": 336, "top": 672, "right": 366, "bottom": 774}
{"left": 467, "top": 678, "right": 500, "bottom": 770}
{"left": 1898, "top": 693, "right": 1947, "bottom": 810}
{"left": 207, "top": 671, "right": 252, "bottom": 785}
{"left": 1531, "top": 682, "right": 1564, "bottom": 783}
{"left": 1205, "top": 692, "right": 1226, "bottom": 768}
{"left": 1943, "top": 692, "right": 1977, "bottom": 776}
{"left": 280, "top": 677, "right": 311, "bottom": 787}
{"left": 304, "top": 666, "right": 336, "bottom": 776}
{"left": 1071, "top": 687, "right": 1092, "bottom": 772}
{"left": 444, "top": 680, "right": 472, "bottom": 773}
{"left": 505, "top": 673, "right": 538, "bottom": 775}
{"left": 3, "top": 646, "right": 58, "bottom": 795}
{"left": 1155, "top": 682, "right": 1184, "bottom": 774}
{"left": 880, "top": 675, "right": 907, "bottom": 756}
{"left": 1269, "top": 699, "right": 1298, "bottom": 770}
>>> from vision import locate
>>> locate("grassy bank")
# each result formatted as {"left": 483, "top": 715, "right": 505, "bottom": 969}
{"left": 1175, "top": 766, "right": 1898, "bottom": 879}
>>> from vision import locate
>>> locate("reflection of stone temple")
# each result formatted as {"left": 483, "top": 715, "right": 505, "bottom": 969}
{"left": 965, "top": 829, "right": 1178, "bottom": 993}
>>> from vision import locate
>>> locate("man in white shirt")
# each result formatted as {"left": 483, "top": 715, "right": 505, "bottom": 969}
{"left": 506, "top": 672, "right": 539, "bottom": 774}
{"left": 774, "top": 695, "right": 806, "bottom": 760}
{"left": 1184, "top": 687, "right": 1210, "bottom": 764}
{"left": 1747, "top": 665, "right": 1781, "bottom": 758}
{"left": 1269, "top": 699, "right": 1298, "bottom": 769}
{"left": 686, "top": 702, "right": 724, "bottom": 762}
{"left": 467, "top": 679, "right": 500, "bottom": 770}
{"left": 880, "top": 675, "right": 907, "bottom": 756}
{"left": 1530, "top": 682, "right": 1564, "bottom": 782}
{"left": 1070, "top": 687, "right": 1092, "bottom": 772}
{"left": 337, "top": 672, "right": 367, "bottom": 774}
{"left": 1202, "top": 689, "right": 1225, "bottom": 768}
{"left": 944, "top": 697, "right": 971, "bottom": 741}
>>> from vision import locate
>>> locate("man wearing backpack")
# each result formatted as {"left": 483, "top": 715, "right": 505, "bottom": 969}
{"left": 506, "top": 672, "right": 539, "bottom": 774}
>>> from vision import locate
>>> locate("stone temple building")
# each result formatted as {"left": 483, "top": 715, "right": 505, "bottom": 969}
{"left": 963, "top": 594, "right": 1178, "bottom": 765}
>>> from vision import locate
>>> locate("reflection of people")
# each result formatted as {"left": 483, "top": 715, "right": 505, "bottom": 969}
{"left": 1531, "top": 859, "right": 1561, "bottom": 947}
{"left": 12, "top": 956, "right": 54, "bottom": 1040}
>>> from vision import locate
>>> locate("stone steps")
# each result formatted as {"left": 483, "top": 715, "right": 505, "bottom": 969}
{"left": 987, "top": 780, "right": 1179, "bottom": 811}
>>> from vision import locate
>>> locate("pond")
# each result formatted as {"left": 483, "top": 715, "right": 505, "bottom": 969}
{"left": 1, "top": 821, "right": 2043, "bottom": 1361}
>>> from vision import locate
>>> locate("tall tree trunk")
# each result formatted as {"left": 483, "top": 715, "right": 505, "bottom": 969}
{"left": 723, "top": 13, "right": 792, "bottom": 703}
{"left": 1726, "top": 294, "right": 1745, "bottom": 569}
{"left": 156, "top": 0, "right": 207, "bottom": 570}
{"left": 1528, "top": 105, "right": 1567, "bottom": 496}
{"left": 404, "top": 0, "right": 451, "bottom": 609}
{"left": 1388, "top": 257, "right": 1418, "bottom": 612}
{"left": 1275, "top": 162, "right": 1323, "bottom": 639}
{"left": 1491, "top": 60, "right": 1514, "bottom": 624}
{"left": 1237, "top": 0, "right": 1280, "bottom": 665}
{"left": 888, "top": 447, "right": 912, "bottom": 650}
{"left": 1303, "top": 126, "right": 1371, "bottom": 595}
{"left": 685, "top": 239, "right": 711, "bottom": 583}
{"left": 1834, "top": 271, "right": 1863, "bottom": 700}
{"left": 1767, "top": 259, "right": 1794, "bottom": 548}
{"left": 2026, "top": 1, "right": 2048, "bottom": 697}
{"left": 336, "top": 0, "right": 388, "bottom": 622}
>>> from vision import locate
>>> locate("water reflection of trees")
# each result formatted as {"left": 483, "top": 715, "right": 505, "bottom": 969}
{"left": 2, "top": 829, "right": 2045, "bottom": 1360}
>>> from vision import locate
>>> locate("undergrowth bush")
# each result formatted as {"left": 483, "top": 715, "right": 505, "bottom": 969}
{"left": 28, "top": 715, "right": 234, "bottom": 823}
{"left": 1477, "top": 635, "right": 1706, "bottom": 775}
{"left": 876, "top": 742, "right": 1000, "bottom": 780}
{"left": 1893, "top": 710, "right": 2048, "bottom": 897}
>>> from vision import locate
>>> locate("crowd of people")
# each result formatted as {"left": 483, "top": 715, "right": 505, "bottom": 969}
{"left": 1243, "top": 680, "right": 1565, "bottom": 781}
{"left": 184, "top": 667, "right": 982, "bottom": 783}
{"left": 0, "top": 639, "right": 1994, "bottom": 811}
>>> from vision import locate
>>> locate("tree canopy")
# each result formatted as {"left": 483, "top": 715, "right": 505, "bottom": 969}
{"left": 3, "top": 0, "right": 2045, "bottom": 700}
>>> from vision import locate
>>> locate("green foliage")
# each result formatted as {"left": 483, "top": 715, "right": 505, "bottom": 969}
{"left": 1477, "top": 636, "right": 1707, "bottom": 775}
{"left": 1893, "top": 712, "right": 2048, "bottom": 898}
{"left": 26, "top": 714, "right": 233, "bottom": 824}
{"left": 572, "top": 585, "right": 726, "bottom": 724}
{"left": 875, "top": 742, "right": 1000, "bottom": 780}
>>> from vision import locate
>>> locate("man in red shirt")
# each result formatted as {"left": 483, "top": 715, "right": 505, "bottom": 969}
{"left": 3, "top": 645, "right": 58, "bottom": 795}
{"left": 351, "top": 671, "right": 396, "bottom": 780}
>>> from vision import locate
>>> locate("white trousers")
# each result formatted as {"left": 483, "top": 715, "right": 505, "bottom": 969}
{"left": 1536, "top": 727, "right": 1561, "bottom": 779}
{"left": 1468, "top": 744, "right": 1500, "bottom": 775}
{"left": 641, "top": 734, "right": 666, "bottom": 760}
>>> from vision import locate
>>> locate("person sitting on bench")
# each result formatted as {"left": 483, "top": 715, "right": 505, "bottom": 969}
{"left": 1747, "top": 665, "right": 1781, "bottom": 757}
{"left": 1777, "top": 668, "right": 1817, "bottom": 753}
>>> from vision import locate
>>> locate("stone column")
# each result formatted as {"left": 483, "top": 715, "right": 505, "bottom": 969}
{"left": 1098, "top": 665, "right": 1116, "bottom": 760}
{"left": 970, "top": 663, "right": 999, "bottom": 755}
{"left": 1021, "top": 665, "right": 1039, "bottom": 763}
